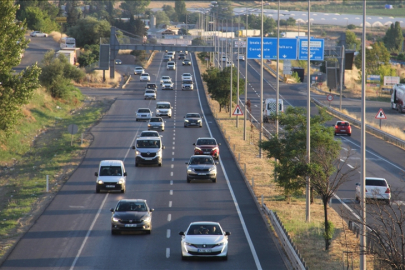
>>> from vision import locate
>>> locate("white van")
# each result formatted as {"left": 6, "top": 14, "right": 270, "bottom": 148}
{"left": 132, "top": 137, "right": 165, "bottom": 166}
{"left": 156, "top": 101, "right": 173, "bottom": 118}
{"left": 95, "top": 160, "right": 127, "bottom": 193}
{"left": 167, "top": 61, "right": 176, "bottom": 70}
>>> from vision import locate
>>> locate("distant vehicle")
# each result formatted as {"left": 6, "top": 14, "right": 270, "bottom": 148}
{"left": 156, "top": 101, "right": 172, "bottom": 118}
{"left": 178, "top": 53, "right": 186, "bottom": 60}
{"left": 221, "top": 56, "right": 228, "bottom": 62}
{"left": 179, "top": 221, "right": 230, "bottom": 260}
{"left": 134, "top": 67, "right": 145, "bottom": 75}
{"left": 182, "top": 80, "right": 194, "bottom": 90}
{"left": 145, "top": 83, "right": 157, "bottom": 91}
{"left": 167, "top": 61, "right": 176, "bottom": 70}
{"left": 162, "top": 80, "right": 174, "bottom": 90}
{"left": 280, "top": 32, "right": 306, "bottom": 38}
{"left": 391, "top": 84, "right": 405, "bottom": 112}
{"left": 60, "top": 37, "right": 76, "bottom": 49}
{"left": 263, "top": 98, "right": 284, "bottom": 123}
{"left": 136, "top": 108, "right": 153, "bottom": 121}
{"left": 115, "top": 59, "right": 122, "bottom": 65}
{"left": 334, "top": 121, "right": 352, "bottom": 136}
{"left": 160, "top": 76, "right": 172, "bottom": 85}
{"left": 181, "top": 73, "right": 192, "bottom": 81}
{"left": 163, "top": 55, "right": 172, "bottom": 61}
{"left": 193, "top": 137, "right": 220, "bottom": 159}
{"left": 148, "top": 117, "right": 165, "bottom": 131}
{"left": 238, "top": 55, "right": 245, "bottom": 61}
{"left": 95, "top": 160, "right": 127, "bottom": 193}
{"left": 186, "top": 155, "right": 218, "bottom": 183}
{"left": 355, "top": 177, "right": 391, "bottom": 204}
{"left": 182, "top": 59, "right": 192, "bottom": 66}
{"left": 110, "top": 199, "right": 154, "bottom": 235}
{"left": 225, "top": 61, "right": 234, "bottom": 67}
{"left": 184, "top": 113, "right": 203, "bottom": 127}
{"left": 30, "top": 31, "right": 48, "bottom": 37}
{"left": 139, "top": 130, "right": 160, "bottom": 137}
{"left": 140, "top": 73, "right": 151, "bottom": 82}
{"left": 132, "top": 136, "right": 165, "bottom": 167}
{"left": 144, "top": 89, "right": 157, "bottom": 100}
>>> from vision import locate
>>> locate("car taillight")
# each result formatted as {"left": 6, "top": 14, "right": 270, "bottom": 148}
{"left": 365, "top": 189, "right": 368, "bottom": 192}
{"left": 335, "top": 125, "right": 338, "bottom": 129}
{"left": 385, "top": 188, "right": 390, "bottom": 194}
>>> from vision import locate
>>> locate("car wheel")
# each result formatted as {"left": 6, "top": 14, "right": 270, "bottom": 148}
{"left": 184, "top": 125, "right": 187, "bottom": 128}
{"left": 348, "top": 133, "right": 351, "bottom": 136}
{"left": 212, "top": 178, "right": 217, "bottom": 183}
{"left": 121, "top": 188, "right": 125, "bottom": 193}
{"left": 96, "top": 187, "right": 100, "bottom": 193}
{"left": 111, "top": 230, "right": 119, "bottom": 235}
{"left": 135, "top": 163, "right": 138, "bottom": 167}
{"left": 136, "top": 119, "right": 138, "bottom": 122}
{"left": 181, "top": 255, "right": 188, "bottom": 261}
{"left": 199, "top": 125, "right": 202, "bottom": 128}
{"left": 187, "top": 177, "right": 191, "bottom": 183}
{"left": 144, "top": 98, "right": 146, "bottom": 100}
{"left": 222, "top": 255, "right": 228, "bottom": 261}
{"left": 158, "top": 163, "right": 162, "bottom": 167}
{"left": 334, "top": 133, "right": 336, "bottom": 136}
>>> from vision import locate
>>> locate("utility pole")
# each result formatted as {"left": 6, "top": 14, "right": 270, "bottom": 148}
{"left": 306, "top": 0, "right": 311, "bottom": 223}
{"left": 276, "top": 0, "right": 280, "bottom": 135}
{"left": 340, "top": 45, "right": 345, "bottom": 111}
{"left": 259, "top": 0, "right": 264, "bottom": 158}
{"left": 244, "top": 8, "right": 249, "bottom": 141}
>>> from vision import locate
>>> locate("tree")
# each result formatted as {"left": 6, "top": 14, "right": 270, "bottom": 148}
{"left": 162, "top": 5, "right": 177, "bottom": 22}
{"left": 23, "top": 6, "right": 60, "bottom": 33}
{"left": 77, "top": 44, "right": 99, "bottom": 67}
{"left": 120, "top": 0, "right": 150, "bottom": 18}
{"left": 210, "top": 0, "right": 233, "bottom": 21}
{"left": 0, "top": 0, "right": 41, "bottom": 134}
{"left": 155, "top": 10, "right": 170, "bottom": 25}
{"left": 175, "top": 0, "right": 187, "bottom": 23}
{"left": 260, "top": 106, "right": 358, "bottom": 250}
{"left": 66, "top": 0, "right": 82, "bottom": 27}
{"left": 354, "top": 41, "right": 390, "bottom": 74}
{"left": 347, "top": 24, "right": 356, "bottom": 30}
{"left": 243, "top": 14, "right": 276, "bottom": 36}
{"left": 345, "top": 30, "right": 360, "bottom": 50}
{"left": 67, "top": 16, "right": 111, "bottom": 47}
{"left": 383, "top": 21, "right": 404, "bottom": 52}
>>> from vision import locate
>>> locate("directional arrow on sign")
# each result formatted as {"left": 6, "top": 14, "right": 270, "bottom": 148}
{"left": 283, "top": 54, "right": 287, "bottom": 58}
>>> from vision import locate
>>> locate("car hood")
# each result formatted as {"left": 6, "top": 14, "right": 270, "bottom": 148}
{"left": 184, "top": 235, "right": 225, "bottom": 244}
{"left": 137, "top": 147, "right": 160, "bottom": 153}
{"left": 188, "top": 164, "right": 216, "bottom": 169}
{"left": 113, "top": 211, "right": 149, "bottom": 220}
{"left": 98, "top": 176, "right": 125, "bottom": 182}
{"left": 196, "top": 145, "right": 216, "bottom": 148}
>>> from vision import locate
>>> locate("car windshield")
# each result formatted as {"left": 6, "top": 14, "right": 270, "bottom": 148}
{"left": 337, "top": 122, "right": 349, "bottom": 126}
{"left": 183, "top": 74, "right": 191, "bottom": 77}
{"left": 146, "top": 84, "right": 156, "bottom": 88}
{"left": 366, "top": 179, "right": 387, "bottom": 187}
{"left": 136, "top": 68, "right": 143, "bottom": 70}
{"left": 137, "top": 139, "right": 161, "bottom": 148}
{"left": 116, "top": 202, "right": 147, "bottom": 212}
{"left": 146, "top": 90, "right": 155, "bottom": 94}
{"left": 197, "top": 139, "right": 216, "bottom": 145}
{"left": 99, "top": 166, "right": 122, "bottom": 176}
{"left": 162, "top": 76, "right": 170, "bottom": 80}
{"left": 189, "top": 157, "right": 214, "bottom": 165}
{"left": 138, "top": 109, "right": 151, "bottom": 113}
{"left": 141, "top": 73, "right": 149, "bottom": 76}
{"left": 187, "top": 224, "right": 222, "bottom": 235}
{"left": 163, "top": 81, "right": 171, "bottom": 84}
{"left": 140, "top": 132, "right": 159, "bottom": 137}
{"left": 150, "top": 118, "right": 162, "bottom": 122}
{"left": 157, "top": 104, "right": 170, "bottom": 109}
{"left": 186, "top": 114, "right": 200, "bottom": 118}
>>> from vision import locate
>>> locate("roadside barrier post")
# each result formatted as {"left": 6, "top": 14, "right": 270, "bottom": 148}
{"left": 252, "top": 177, "right": 254, "bottom": 188}
{"left": 81, "top": 133, "right": 83, "bottom": 146}
{"left": 46, "top": 175, "right": 49, "bottom": 192}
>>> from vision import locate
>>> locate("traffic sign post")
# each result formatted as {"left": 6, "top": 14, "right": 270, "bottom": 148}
{"left": 298, "top": 38, "right": 325, "bottom": 61}
{"left": 326, "top": 94, "right": 334, "bottom": 107}
{"left": 232, "top": 105, "right": 243, "bottom": 116}
{"left": 247, "top": 38, "right": 297, "bottom": 60}
{"left": 375, "top": 108, "right": 387, "bottom": 129}
{"left": 68, "top": 124, "right": 78, "bottom": 146}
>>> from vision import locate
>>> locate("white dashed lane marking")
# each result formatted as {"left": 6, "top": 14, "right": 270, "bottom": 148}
{"left": 170, "top": 190, "right": 173, "bottom": 195}
{"left": 169, "top": 201, "right": 172, "bottom": 207}
{"left": 170, "top": 172, "right": 173, "bottom": 176}
{"left": 170, "top": 180, "right": 173, "bottom": 185}
{"left": 172, "top": 152, "right": 175, "bottom": 155}
{"left": 347, "top": 164, "right": 354, "bottom": 169}
{"left": 166, "top": 248, "right": 170, "bottom": 258}
{"left": 167, "top": 229, "right": 171, "bottom": 238}
{"left": 171, "top": 164, "right": 174, "bottom": 169}
{"left": 168, "top": 214, "right": 171, "bottom": 221}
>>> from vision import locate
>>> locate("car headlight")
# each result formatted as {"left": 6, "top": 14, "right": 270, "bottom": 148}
{"left": 184, "top": 120, "right": 189, "bottom": 122}
{"left": 112, "top": 217, "right": 120, "bottom": 222}
{"left": 214, "top": 241, "right": 225, "bottom": 247}
{"left": 156, "top": 150, "right": 162, "bottom": 156}
{"left": 136, "top": 151, "right": 140, "bottom": 155}
{"left": 187, "top": 168, "right": 194, "bottom": 173}
{"left": 118, "top": 179, "right": 124, "bottom": 184}
{"left": 197, "top": 119, "right": 201, "bottom": 122}
{"left": 209, "top": 167, "right": 216, "bottom": 172}
{"left": 148, "top": 124, "right": 151, "bottom": 127}
{"left": 195, "top": 147, "right": 202, "bottom": 151}
{"left": 141, "top": 216, "right": 151, "bottom": 222}
{"left": 185, "top": 242, "right": 193, "bottom": 246}
{"left": 212, "top": 147, "right": 219, "bottom": 151}
{"left": 97, "top": 180, "right": 103, "bottom": 184}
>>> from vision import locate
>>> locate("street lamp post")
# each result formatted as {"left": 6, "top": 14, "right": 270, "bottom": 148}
{"left": 230, "top": 16, "right": 233, "bottom": 118}
{"left": 236, "top": 13, "right": 240, "bottom": 128}
{"left": 244, "top": 9, "right": 249, "bottom": 141}
{"left": 259, "top": 0, "right": 264, "bottom": 158}
{"left": 306, "top": 0, "right": 311, "bottom": 223}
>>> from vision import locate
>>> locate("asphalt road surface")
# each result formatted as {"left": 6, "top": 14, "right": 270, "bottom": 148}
{"left": 1, "top": 52, "right": 287, "bottom": 269}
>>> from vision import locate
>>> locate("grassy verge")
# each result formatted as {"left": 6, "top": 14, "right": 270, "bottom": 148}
{"left": 196, "top": 56, "right": 375, "bottom": 269}
{"left": 0, "top": 88, "right": 113, "bottom": 259}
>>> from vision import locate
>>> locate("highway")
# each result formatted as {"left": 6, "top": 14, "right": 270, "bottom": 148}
{"left": 1, "top": 52, "right": 287, "bottom": 269}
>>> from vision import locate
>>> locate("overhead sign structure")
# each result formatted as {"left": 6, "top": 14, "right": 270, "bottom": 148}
{"left": 298, "top": 38, "right": 325, "bottom": 61}
{"left": 247, "top": 37, "right": 297, "bottom": 60}
{"left": 375, "top": 108, "right": 387, "bottom": 119}
{"left": 232, "top": 105, "right": 244, "bottom": 116}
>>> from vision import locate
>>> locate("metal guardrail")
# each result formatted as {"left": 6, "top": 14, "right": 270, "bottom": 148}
{"left": 312, "top": 97, "right": 405, "bottom": 149}
{"left": 263, "top": 204, "right": 308, "bottom": 270}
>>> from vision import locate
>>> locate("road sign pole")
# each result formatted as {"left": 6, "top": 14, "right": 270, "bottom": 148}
{"left": 380, "top": 119, "right": 381, "bottom": 129}
{"left": 276, "top": 0, "right": 280, "bottom": 137}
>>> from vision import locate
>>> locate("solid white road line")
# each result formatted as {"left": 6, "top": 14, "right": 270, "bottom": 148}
{"left": 171, "top": 164, "right": 174, "bottom": 168}
{"left": 191, "top": 55, "right": 262, "bottom": 270}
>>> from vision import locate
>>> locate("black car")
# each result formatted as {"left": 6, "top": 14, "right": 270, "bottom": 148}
{"left": 182, "top": 59, "right": 191, "bottom": 66}
{"left": 184, "top": 112, "right": 203, "bottom": 127}
{"left": 110, "top": 199, "right": 154, "bottom": 234}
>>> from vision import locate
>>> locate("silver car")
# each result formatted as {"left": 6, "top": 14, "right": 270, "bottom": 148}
{"left": 148, "top": 117, "right": 165, "bottom": 131}
{"left": 179, "top": 221, "right": 230, "bottom": 260}
{"left": 144, "top": 90, "right": 156, "bottom": 100}
{"left": 186, "top": 155, "right": 218, "bottom": 183}
{"left": 136, "top": 108, "right": 152, "bottom": 121}
{"left": 162, "top": 80, "right": 174, "bottom": 90}
{"left": 184, "top": 113, "right": 203, "bottom": 127}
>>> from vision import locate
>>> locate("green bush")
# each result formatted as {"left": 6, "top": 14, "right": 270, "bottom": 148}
{"left": 347, "top": 24, "right": 356, "bottom": 30}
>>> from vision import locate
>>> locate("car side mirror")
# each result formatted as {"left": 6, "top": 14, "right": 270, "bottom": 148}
{"left": 95, "top": 172, "right": 98, "bottom": 177}
{"left": 150, "top": 208, "right": 154, "bottom": 212}
{"left": 356, "top": 183, "right": 360, "bottom": 186}
{"left": 162, "top": 145, "right": 165, "bottom": 150}
{"left": 179, "top": 232, "right": 185, "bottom": 236}
{"left": 193, "top": 143, "right": 196, "bottom": 145}
{"left": 123, "top": 172, "right": 127, "bottom": 176}
{"left": 132, "top": 146, "right": 135, "bottom": 150}
{"left": 225, "top": 231, "right": 231, "bottom": 236}
{"left": 110, "top": 208, "right": 114, "bottom": 212}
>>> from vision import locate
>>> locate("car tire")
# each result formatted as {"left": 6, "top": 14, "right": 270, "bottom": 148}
{"left": 144, "top": 98, "right": 146, "bottom": 100}
{"left": 199, "top": 125, "right": 202, "bottom": 128}
{"left": 96, "top": 187, "right": 100, "bottom": 193}
{"left": 187, "top": 177, "right": 191, "bottom": 183}
{"left": 136, "top": 119, "right": 138, "bottom": 122}
{"left": 212, "top": 178, "right": 217, "bottom": 183}
{"left": 146, "top": 230, "right": 151, "bottom": 234}
{"left": 135, "top": 163, "right": 138, "bottom": 167}
{"left": 121, "top": 188, "right": 125, "bottom": 193}
{"left": 158, "top": 163, "right": 162, "bottom": 167}
{"left": 181, "top": 255, "right": 187, "bottom": 261}
{"left": 111, "top": 230, "right": 117, "bottom": 235}
{"left": 184, "top": 125, "right": 187, "bottom": 128}
{"left": 348, "top": 133, "right": 351, "bottom": 136}
{"left": 222, "top": 255, "right": 228, "bottom": 261}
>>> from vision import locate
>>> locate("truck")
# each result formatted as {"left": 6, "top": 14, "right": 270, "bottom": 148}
{"left": 60, "top": 37, "right": 76, "bottom": 49}
{"left": 56, "top": 50, "right": 76, "bottom": 65}
{"left": 391, "top": 84, "right": 405, "bottom": 112}
{"left": 280, "top": 32, "right": 306, "bottom": 38}
{"left": 238, "top": 29, "right": 261, "bottom": 37}
{"left": 263, "top": 98, "right": 284, "bottom": 123}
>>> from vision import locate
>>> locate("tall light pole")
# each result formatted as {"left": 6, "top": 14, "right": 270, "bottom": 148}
{"left": 306, "top": 0, "right": 311, "bottom": 223}
{"left": 259, "top": 0, "right": 264, "bottom": 158}
{"left": 244, "top": 8, "right": 249, "bottom": 141}
{"left": 360, "top": 1, "right": 367, "bottom": 268}
{"left": 276, "top": 0, "right": 280, "bottom": 135}
{"left": 230, "top": 16, "right": 233, "bottom": 118}
{"left": 236, "top": 13, "right": 240, "bottom": 127}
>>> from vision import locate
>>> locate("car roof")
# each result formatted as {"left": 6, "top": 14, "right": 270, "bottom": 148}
{"left": 197, "top": 137, "right": 216, "bottom": 140}
{"left": 156, "top": 101, "right": 170, "bottom": 104}
{"left": 365, "top": 177, "right": 387, "bottom": 181}
{"left": 188, "top": 221, "right": 220, "bottom": 226}
{"left": 141, "top": 73, "right": 149, "bottom": 75}
{"left": 118, "top": 199, "right": 146, "bottom": 203}
{"left": 186, "top": 112, "right": 200, "bottom": 115}
{"left": 190, "top": 155, "right": 213, "bottom": 159}
{"left": 137, "top": 136, "right": 161, "bottom": 141}
{"left": 100, "top": 160, "right": 124, "bottom": 166}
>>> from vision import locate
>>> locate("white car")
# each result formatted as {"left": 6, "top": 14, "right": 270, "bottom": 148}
{"left": 156, "top": 101, "right": 172, "bottom": 118}
{"left": 355, "top": 177, "right": 391, "bottom": 204}
{"left": 140, "top": 73, "right": 151, "bottom": 82}
{"left": 179, "top": 221, "right": 230, "bottom": 260}
{"left": 136, "top": 108, "right": 153, "bottom": 121}
{"left": 238, "top": 55, "right": 245, "bottom": 61}
{"left": 225, "top": 61, "right": 234, "bottom": 67}
{"left": 144, "top": 90, "right": 157, "bottom": 100}
{"left": 167, "top": 61, "right": 176, "bottom": 70}
{"left": 134, "top": 67, "right": 145, "bottom": 75}
{"left": 30, "top": 31, "right": 48, "bottom": 37}
{"left": 160, "top": 76, "right": 172, "bottom": 85}
{"left": 148, "top": 117, "right": 165, "bottom": 131}
{"left": 162, "top": 80, "right": 174, "bottom": 90}
{"left": 221, "top": 56, "right": 228, "bottom": 62}
{"left": 181, "top": 73, "right": 192, "bottom": 81}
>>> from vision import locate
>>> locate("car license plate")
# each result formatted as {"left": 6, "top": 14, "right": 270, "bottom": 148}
{"left": 198, "top": 249, "right": 211, "bottom": 253}
{"left": 191, "top": 123, "right": 196, "bottom": 125}
{"left": 198, "top": 173, "right": 206, "bottom": 176}
{"left": 340, "top": 130, "right": 346, "bottom": 132}
{"left": 125, "top": 224, "right": 137, "bottom": 227}
{"left": 106, "top": 185, "right": 115, "bottom": 188}
{"left": 204, "top": 152, "right": 210, "bottom": 154}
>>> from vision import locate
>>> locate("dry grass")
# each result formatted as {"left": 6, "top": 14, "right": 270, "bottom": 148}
{"left": 76, "top": 70, "right": 122, "bottom": 88}
{"left": 196, "top": 55, "right": 375, "bottom": 269}
{"left": 148, "top": 1, "right": 210, "bottom": 9}
{"left": 49, "top": 31, "right": 66, "bottom": 44}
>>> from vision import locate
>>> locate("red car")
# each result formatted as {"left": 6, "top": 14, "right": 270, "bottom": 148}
{"left": 193, "top": 137, "right": 221, "bottom": 159}
{"left": 334, "top": 121, "right": 352, "bottom": 136}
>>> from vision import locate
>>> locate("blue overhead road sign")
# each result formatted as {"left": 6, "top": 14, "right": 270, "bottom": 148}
{"left": 247, "top": 37, "right": 297, "bottom": 60}
{"left": 298, "top": 38, "right": 325, "bottom": 61}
